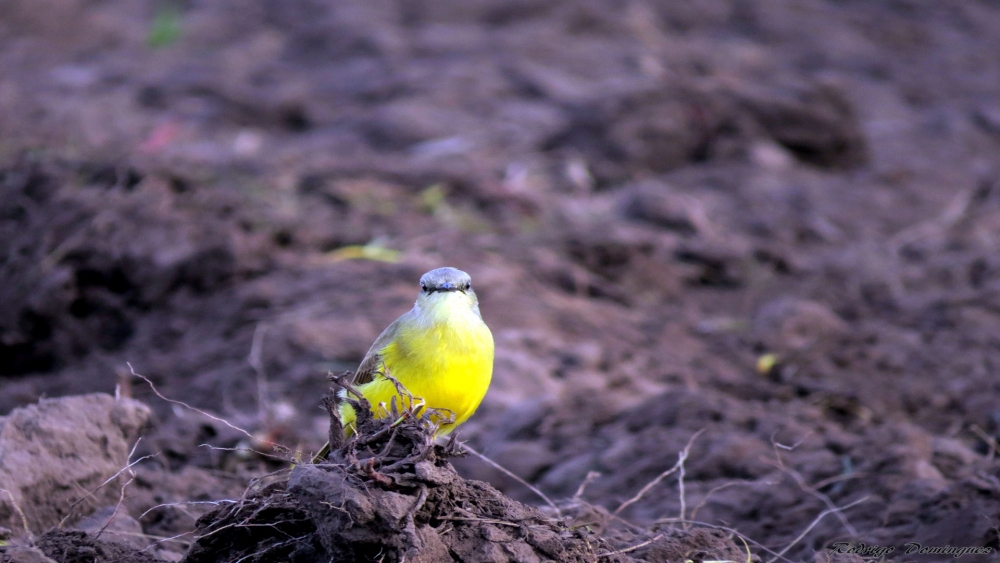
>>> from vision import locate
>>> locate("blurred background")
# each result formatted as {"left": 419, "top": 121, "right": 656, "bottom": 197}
{"left": 2, "top": 0, "right": 1000, "bottom": 559}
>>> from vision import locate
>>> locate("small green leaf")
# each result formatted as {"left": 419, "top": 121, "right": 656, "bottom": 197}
{"left": 147, "top": 4, "right": 182, "bottom": 49}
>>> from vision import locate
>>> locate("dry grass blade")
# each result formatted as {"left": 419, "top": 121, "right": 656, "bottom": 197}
{"left": 737, "top": 533, "right": 752, "bottom": 563}
{"left": 573, "top": 471, "right": 602, "bottom": 500}
{"left": 0, "top": 488, "right": 32, "bottom": 538}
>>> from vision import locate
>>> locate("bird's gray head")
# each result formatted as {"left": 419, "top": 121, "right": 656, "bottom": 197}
{"left": 419, "top": 267, "right": 473, "bottom": 294}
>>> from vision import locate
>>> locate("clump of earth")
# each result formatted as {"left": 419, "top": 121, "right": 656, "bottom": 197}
{"left": 0, "top": 393, "right": 747, "bottom": 563}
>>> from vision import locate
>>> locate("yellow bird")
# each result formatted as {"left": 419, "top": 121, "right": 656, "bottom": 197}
{"left": 317, "top": 267, "right": 494, "bottom": 456}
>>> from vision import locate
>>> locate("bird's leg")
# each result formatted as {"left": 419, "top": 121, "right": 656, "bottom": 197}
{"left": 426, "top": 407, "right": 456, "bottom": 434}
{"left": 379, "top": 367, "right": 418, "bottom": 412}
{"left": 378, "top": 366, "right": 430, "bottom": 428}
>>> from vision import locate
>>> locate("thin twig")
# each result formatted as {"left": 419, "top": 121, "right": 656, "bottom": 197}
{"left": 0, "top": 488, "right": 32, "bottom": 537}
{"left": 776, "top": 461, "right": 858, "bottom": 536}
{"left": 687, "top": 479, "right": 776, "bottom": 523}
{"left": 769, "top": 437, "right": 857, "bottom": 536}
{"left": 766, "top": 496, "right": 870, "bottom": 563}
{"left": 598, "top": 533, "right": 664, "bottom": 557}
{"left": 96, "top": 473, "right": 136, "bottom": 540}
{"left": 128, "top": 363, "right": 259, "bottom": 443}
{"left": 197, "top": 443, "right": 291, "bottom": 464}
{"left": 614, "top": 429, "right": 704, "bottom": 516}
{"left": 139, "top": 530, "right": 195, "bottom": 552}
{"left": 462, "top": 443, "right": 560, "bottom": 516}
{"left": 231, "top": 534, "right": 311, "bottom": 563}
{"left": 60, "top": 439, "right": 157, "bottom": 528}
{"left": 769, "top": 431, "right": 813, "bottom": 451}
{"left": 94, "top": 436, "right": 148, "bottom": 539}
{"left": 573, "top": 471, "right": 602, "bottom": 501}
{"left": 139, "top": 499, "right": 238, "bottom": 520}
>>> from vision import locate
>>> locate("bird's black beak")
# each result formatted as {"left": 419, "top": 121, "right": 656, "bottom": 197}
{"left": 427, "top": 282, "right": 460, "bottom": 293}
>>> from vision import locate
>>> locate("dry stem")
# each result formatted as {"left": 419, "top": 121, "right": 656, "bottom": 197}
{"left": 598, "top": 533, "right": 664, "bottom": 557}
{"left": 462, "top": 443, "right": 561, "bottom": 516}
{"left": 0, "top": 488, "right": 31, "bottom": 538}
{"left": 766, "top": 496, "right": 870, "bottom": 563}
{"left": 129, "top": 363, "right": 263, "bottom": 446}
{"left": 614, "top": 429, "right": 704, "bottom": 517}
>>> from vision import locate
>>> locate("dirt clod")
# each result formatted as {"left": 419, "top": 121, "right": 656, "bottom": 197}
{"left": 0, "top": 394, "right": 150, "bottom": 535}
{"left": 184, "top": 410, "right": 637, "bottom": 563}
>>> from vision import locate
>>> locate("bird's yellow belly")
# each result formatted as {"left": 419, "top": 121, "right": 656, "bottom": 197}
{"left": 341, "top": 312, "right": 493, "bottom": 435}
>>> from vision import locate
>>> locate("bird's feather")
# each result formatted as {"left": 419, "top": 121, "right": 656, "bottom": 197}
{"left": 351, "top": 316, "right": 404, "bottom": 386}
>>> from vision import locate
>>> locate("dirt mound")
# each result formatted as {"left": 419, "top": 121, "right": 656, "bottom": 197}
{"left": 0, "top": 393, "right": 749, "bottom": 563}
{"left": 0, "top": 391, "right": 264, "bottom": 563}
{"left": 182, "top": 397, "right": 745, "bottom": 563}
{"left": 0, "top": 394, "right": 150, "bottom": 536}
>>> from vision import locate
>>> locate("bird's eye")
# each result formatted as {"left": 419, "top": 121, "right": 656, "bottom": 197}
{"left": 463, "top": 282, "right": 471, "bottom": 290}
{"left": 421, "top": 284, "right": 428, "bottom": 291}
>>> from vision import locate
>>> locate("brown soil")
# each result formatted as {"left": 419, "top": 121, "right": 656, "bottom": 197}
{"left": 183, "top": 403, "right": 639, "bottom": 563}
{"left": 3, "top": 1, "right": 1000, "bottom": 562}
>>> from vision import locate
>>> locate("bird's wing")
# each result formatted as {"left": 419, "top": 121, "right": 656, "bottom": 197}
{"left": 351, "top": 313, "right": 406, "bottom": 386}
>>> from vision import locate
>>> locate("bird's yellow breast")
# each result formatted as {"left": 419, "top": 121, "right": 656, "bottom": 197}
{"left": 342, "top": 294, "right": 494, "bottom": 434}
